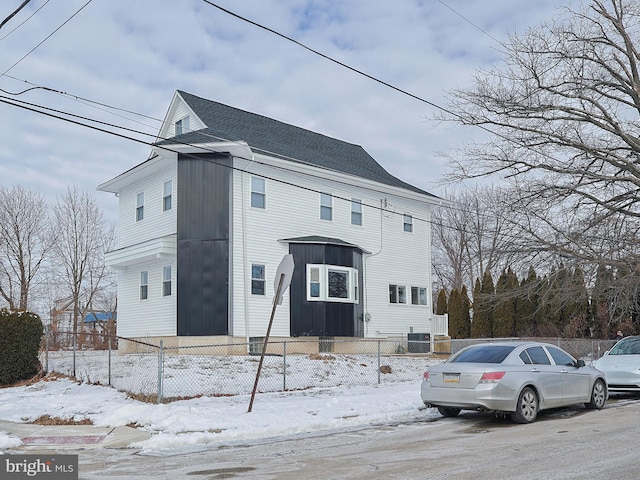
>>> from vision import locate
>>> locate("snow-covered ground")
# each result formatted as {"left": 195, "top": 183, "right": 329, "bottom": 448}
{"left": 0, "top": 354, "right": 444, "bottom": 456}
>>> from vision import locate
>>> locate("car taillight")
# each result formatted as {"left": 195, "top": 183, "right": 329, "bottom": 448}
{"left": 423, "top": 371, "right": 429, "bottom": 381}
{"left": 479, "top": 371, "right": 506, "bottom": 384}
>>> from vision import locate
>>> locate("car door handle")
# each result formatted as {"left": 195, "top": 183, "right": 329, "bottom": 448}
{"left": 531, "top": 368, "right": 540, "bottom": 372}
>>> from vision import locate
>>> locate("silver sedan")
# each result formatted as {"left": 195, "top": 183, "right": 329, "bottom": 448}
{"left": 592, "top": 335, "right": 640, "bottom": 392}
{"left": 421, "top": 341, "right": 607, "bottom": 423}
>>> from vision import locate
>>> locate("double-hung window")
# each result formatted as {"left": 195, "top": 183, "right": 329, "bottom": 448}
{"left": 163, "top": 180, "right": 172, "bottom": 212}
{"left": 251, "top": 176, "right": 266, "bottom": 209}
{"left": 320, "top": 193, "right": 333, "bottom": 221}
{"left": 162, "top": 266, "right": 172, "bottom": 296}
{"left": 251, "top": 264, "right": 266, "bottom": 295}
{"left": 140, "top": 271, "right": 148, "bottom": 300}
{"left": 351, "top": 198, "right": 362, "bottom": 225}
{"left": 136, "top": 192, "right": 144, "bottom": 222}
{"left": 307, "top": 264, "right": 358, "bottom": 303}
{"left": 403, "top": 214, "right": 413, "bottom": 233}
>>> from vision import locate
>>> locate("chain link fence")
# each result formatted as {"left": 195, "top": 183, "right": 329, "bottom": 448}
{"left": 41, "top": 331, "right": 619, "bottom": 403}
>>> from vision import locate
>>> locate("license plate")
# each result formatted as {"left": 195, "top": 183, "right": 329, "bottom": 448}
{"left": 443, "top": 373, "right": 460, "bottom": 383}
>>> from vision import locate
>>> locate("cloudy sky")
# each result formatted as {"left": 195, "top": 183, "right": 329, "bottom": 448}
{"left": 0, "top": 0, "right": 572, "bottom": 222}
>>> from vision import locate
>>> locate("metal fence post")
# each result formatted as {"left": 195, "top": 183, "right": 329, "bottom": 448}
{"left": 44, "top": 325, "right": 49, "bottom": 374}
{"left": 108, "top": 334, "right": 112, "bottom": 386}
{"left": 157, "top": 340, "right": 164, "bottom": 404}
{"left": 377, "top": 340, "right": 381, "bottom": 384}
{"left": 283, "top": 341, "right": 287, "bottom": 391}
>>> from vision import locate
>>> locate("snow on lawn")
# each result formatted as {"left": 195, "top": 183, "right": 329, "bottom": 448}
{"left": 0, "top": 354, "right": 444, "bottom": 455}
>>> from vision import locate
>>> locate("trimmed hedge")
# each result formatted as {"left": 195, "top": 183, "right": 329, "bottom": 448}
{"left": 0, "top": 309, "right": 44, "bottom": 385}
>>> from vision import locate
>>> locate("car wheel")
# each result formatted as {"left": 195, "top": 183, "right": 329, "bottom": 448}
{"left": 511, "top": 386, "right": 538, "bottom": 424}
{"left": 437, "top": 407, "right": 461, "bottom": 417}
{"left": 585, "top": 379, "right": 607, "bottom": 410}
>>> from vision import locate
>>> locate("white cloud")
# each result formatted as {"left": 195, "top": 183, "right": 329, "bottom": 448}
{"left": 0, "top": 0, "right": 571, "bottom": 222}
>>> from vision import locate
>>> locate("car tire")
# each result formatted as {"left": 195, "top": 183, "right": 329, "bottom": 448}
{"left": 437, "top": 407, "right": 461, "bottom": 417}
{"left": 511, "top": 386, "right": 538, "bottom": 424}
{"left": 585, "top": 378, "right": 607, "bottom": 410}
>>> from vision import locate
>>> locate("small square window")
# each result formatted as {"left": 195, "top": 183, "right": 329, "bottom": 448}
{"left": 320, "top": 193, "right": 332, "bottom": 221}
{"left": 163, "top": 180, "right": 172, "bottom": 212}
{"left": 252, "top": 264, "right": 265, "bottom": 295}
{"left": 251, "top": 177, "right": 266, "bottom": 209}
{"left": 175, "top": 116, "right": 190, "bottom": 135}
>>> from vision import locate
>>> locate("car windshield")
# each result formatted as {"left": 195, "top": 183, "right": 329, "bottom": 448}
{"left": 609, "top": 337, "right": 640, "bottom": 355}
{"left": 449, "top": 345, "right": 515, "bottom": 363}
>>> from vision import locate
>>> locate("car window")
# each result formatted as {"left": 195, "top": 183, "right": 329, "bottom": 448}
{"left": 449, "top": 345, "right": 515, "bottom": 363}
{"left": 523, "top": 346, "right": 551, "bottom": 365}
{"left": 609, "top": 337, "right": 640, "bottom": 355}
{"left": 547, "top": 346, "right": 575, "bottom": 366}
{"left": 519, "top": 351, "right": 533, "bottom": 364}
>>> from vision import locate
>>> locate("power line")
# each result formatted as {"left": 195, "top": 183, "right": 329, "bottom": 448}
{"left": 0, "top": 0, "right": 92, "bottom": 77}
{"left": 1, "top": 93, "right": 631, "bottom": 254}
{"left": 0, "top": 0, "right": 49, "bottom": 43}
{"left": 0, "top": 0, "right": 32, "bottom": 31}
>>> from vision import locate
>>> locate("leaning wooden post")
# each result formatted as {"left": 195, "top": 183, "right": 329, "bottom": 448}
{"left": 248, "top": 254, "right": 294, "bottom": 413}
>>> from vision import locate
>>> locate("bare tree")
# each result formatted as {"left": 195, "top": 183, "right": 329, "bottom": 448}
{"left": 0, "top": 185, "right": 53, "bottom": 310}
{"left": 51, "top": 186, "right": 114, "bottom": 364}
{"left": 432, "top": 186, "right": 529, "bottom": 293}
{"left": 441, "top": 0, "right": 640, "bottom": 268}
{"left": 438, "top": 0, "right": 640, "bottom": 328}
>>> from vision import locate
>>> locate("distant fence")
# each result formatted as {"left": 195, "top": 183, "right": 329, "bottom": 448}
{"left": 40, "top": 331, "right": 618, "bottom": 403}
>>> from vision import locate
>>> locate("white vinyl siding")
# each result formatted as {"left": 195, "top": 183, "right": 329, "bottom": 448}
{"left": 230, "top": 158, "right": 435, "bottom": 339}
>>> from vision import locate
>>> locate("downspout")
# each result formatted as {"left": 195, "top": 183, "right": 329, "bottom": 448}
{"left": 363, "top": 198, "right": 385, "bottom": 337}
{"left": 241, "top": 169, "right": 250, "bottom": 351}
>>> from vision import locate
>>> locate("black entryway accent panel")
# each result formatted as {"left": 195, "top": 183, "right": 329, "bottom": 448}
{"left": 288, "top": 242, "right": 364, "bottom": 337}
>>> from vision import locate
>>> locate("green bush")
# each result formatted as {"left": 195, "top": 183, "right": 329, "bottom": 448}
{"left": 0, "top": 309, "right": 44, "bottom": 385}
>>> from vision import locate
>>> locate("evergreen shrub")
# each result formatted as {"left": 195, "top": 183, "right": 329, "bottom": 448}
{"left": 0, "top": 309, "right": 43, "bottom": 385}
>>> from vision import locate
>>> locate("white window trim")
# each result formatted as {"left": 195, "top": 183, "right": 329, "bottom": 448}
{"left": 410, "top": 286, "right": 428, "bottom": 306}
{"left": 251, "top": 263, "right": 266, "bottom": 296}
{"left": 162, "top": 266, "right": 172, "bottom": 297}
{"left": 163, "top": 180, "right": 172, "bottom": 212}
{"left": 403, "top": 214, "right": 413, "bottom": 233}
{"left": 140, "top": 271, "right": 149, "bottom": 300}
{"left": 389, "top": 284, "right": 407, "bottom": 304}
{"left": 136, "top": 192, "right": 144, "bottom": 222}
{"left": 250, "top": 176, "right": 266, "bottom": 209}
{"left": 306, "top": 264, "right": 359, "bottom": 303}
{"left": 351, "top": 198, "right": 362, "bottom": 226}
{"left": 320, "top": 193, "right": 333, "bottom": 221}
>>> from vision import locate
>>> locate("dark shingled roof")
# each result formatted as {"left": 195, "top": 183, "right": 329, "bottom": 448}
{"left": 157, "top": 91, "right": 434, "bottom": 198}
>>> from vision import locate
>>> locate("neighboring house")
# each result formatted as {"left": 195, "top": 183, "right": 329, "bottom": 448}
{"left": 98, "top": 91, "right": 446, "bottom": 351}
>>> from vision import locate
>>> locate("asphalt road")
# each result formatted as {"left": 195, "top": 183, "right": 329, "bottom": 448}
{"left": 73, "top": 395, "right": 640, "bottom": 480}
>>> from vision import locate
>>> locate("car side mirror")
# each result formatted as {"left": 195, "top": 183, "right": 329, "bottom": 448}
{"left": 575, "top": 359, "right": 585, "bottom": 368}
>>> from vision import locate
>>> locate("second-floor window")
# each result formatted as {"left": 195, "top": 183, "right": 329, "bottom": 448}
{"left": 136, "top": 192, "right": 144, "bottom": 222}
{"left": 251, "top": 176, "right": 265, "bottom": 209}
{"left": 403, "top": 214, "right": 413, "bottom": 233}
{"left": 351, "top": 198, "right": 362, "bottom": 225}
{"left": 411, "top": 286, "right": 427, "bottom": 305}
{"left": 320, "top": 193, "right": 332, "bottom": 221}
{"left": 163, "top": 180, "right": 172, "bottom": 212}
{"left": 140, "top": 271, "right": 148, "bottom": 300}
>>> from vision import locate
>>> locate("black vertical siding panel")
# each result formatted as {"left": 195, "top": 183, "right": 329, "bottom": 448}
{"left": 177, "top": 153, "right": 230, "bottom": 336}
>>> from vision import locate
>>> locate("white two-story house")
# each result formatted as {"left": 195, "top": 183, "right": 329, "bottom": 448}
{"left": 98, "top": 90, "right": 446, "bottom": 351}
